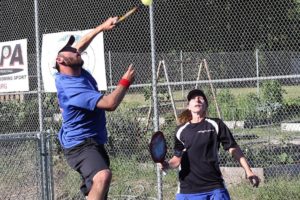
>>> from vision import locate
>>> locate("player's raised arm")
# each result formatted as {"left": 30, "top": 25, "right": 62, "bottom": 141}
{"left": 96, "top": 64, "right": 135, "bottom": 111}
{"left": 74, "top": 17, "right": 118, "bottom": 53}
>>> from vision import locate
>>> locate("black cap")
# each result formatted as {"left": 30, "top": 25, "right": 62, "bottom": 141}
{"left": 187, "top": 89, "right": 208, "bottom": 104}
{"left": 55, "top": 35, "right": 77, "bottom": 71}
{"left": 57, "top": 35, "right": 77, "bottom": 54}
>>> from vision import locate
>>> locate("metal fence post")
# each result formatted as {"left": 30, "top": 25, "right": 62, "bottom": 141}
{"left": 34, "top": 0, "right": 50, "bottom": 199}
{"left": 149, "top": 3, "right": 163, "bottom": 200}
{"left": 46, "top": 131, "right": 54, "bottom": 200}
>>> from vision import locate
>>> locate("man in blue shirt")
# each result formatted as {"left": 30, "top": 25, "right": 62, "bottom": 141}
{"left": 55, "top": 17, "right": 135, "bottom": 200}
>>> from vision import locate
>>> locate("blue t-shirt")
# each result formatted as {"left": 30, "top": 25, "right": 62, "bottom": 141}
{"left": 55, "top": 69, "right": 107, "bottom": 149}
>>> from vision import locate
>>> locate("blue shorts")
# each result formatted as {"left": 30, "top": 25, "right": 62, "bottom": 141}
{"left": 176, "top": 188, "right": 231, "bottom": 200}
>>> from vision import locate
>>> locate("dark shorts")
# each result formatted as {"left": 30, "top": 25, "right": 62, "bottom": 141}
{"left": 64, "top": 138, "right": 110, "bottom": 196}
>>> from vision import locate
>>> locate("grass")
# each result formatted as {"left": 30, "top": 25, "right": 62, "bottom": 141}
{"left": 283, "top": 85, "right": 300, "bottom": 99}
{"left": 3, "top": 154, "right": 298, "bottom": 199}
{"left": 229, "top": 177, "right": 300, "bottom": 200}
{"left": 53, "top": 160, "right": 83, "bottom": 199}
{"left": 111, "top": 158, "right": 300, "bottom": 199}
{"left": 3, "top": 147, "right": 294, "bottom": 199}
{"left": 109, "top": 157, "right": 158, "bottom": 198}
{"left": 225, "top": 85, "right": 300, "bottom": 99}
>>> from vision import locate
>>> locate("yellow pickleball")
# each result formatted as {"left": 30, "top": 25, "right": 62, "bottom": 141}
{"left": 141, "top": 0, "right": 152, "bottom": 6}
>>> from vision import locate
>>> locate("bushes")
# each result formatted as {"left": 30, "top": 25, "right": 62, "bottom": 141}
{"left": 215, "top": 89, "right": 238, "bottom": 120}
{"left": 282, "top": 98, "right": 300, "bottom": 121}
{"left": 0, "top": 93, "right": 62, "bottom": 134}
{"left": 106, "top": 103, "right": 148, "bottom": 160}
{"left": 214, "top": 80, "right": 300, "bottom": 125}
{"left": 0, "top": 100, "right": 39, "bottom": 133}
{"left": 260, "top": 80, "right": 285, "bottom": 105}
{"left": 219, "top": 143, "right": 299, "bottom": 168}
{"left": 238, "top": 93, "right": 261, "bottom": 121}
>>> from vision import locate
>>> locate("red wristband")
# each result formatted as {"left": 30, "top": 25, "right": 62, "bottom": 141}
{"left": 118, "top": 78, "right": 131, "bottom": 88}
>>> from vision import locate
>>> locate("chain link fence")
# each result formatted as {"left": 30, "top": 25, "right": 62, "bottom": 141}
{"left": 1, "top": 0, "right": 300, "bottom": 199}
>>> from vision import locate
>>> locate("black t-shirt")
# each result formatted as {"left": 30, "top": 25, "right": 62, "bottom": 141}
{"left": 173, "top": 117, "right": 237, "bottom": 194}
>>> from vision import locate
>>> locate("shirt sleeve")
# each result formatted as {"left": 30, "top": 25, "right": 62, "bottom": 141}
{"left": 218, "top": 119, "right": 238, "bottom": 151}
{"left": 62, "top": 78, "right": 102, "bottom": 111}
{"left": 173, "top": 126, "right": 185, "bottom": 157}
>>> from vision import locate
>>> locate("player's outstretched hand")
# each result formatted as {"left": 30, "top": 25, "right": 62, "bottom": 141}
{"left": 247, "top": 174, "right": 260, "bottom": 187}
{"left": 122, "top": 64, "right": 135, "bottom": 84}
{"left": 101, "top": 17, "right": 118, "bottom": 31}
{"left": 158, "top": 160, "right": 169, "bottom": 171}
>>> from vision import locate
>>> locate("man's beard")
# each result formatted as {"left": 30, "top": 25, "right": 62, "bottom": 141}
{"left": 69, "top": 60, "right": 84, "bottom": 69}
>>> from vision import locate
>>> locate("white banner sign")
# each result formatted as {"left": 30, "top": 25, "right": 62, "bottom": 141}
{"left": 41, "top": 30, "right": 107, "bottom": 92}
{"left": 0, "top": 39, "right": 29, "bottom": 92}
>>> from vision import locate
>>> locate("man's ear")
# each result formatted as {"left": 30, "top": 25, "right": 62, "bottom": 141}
{"left": 56, "top": 56, "right": 64, "bottom": 64}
